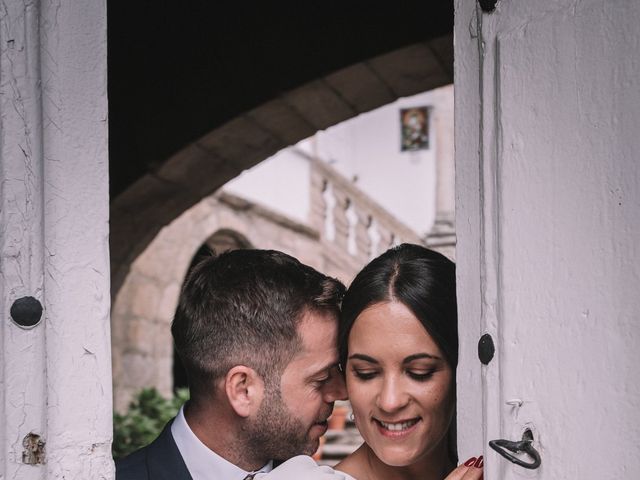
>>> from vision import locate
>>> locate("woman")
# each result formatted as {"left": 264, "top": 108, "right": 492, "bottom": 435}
{"left": 334, "top": 244, "right": 482, "bottom": 480}
{"left": 261, "top": 244, "right": 482, "bottom": 480}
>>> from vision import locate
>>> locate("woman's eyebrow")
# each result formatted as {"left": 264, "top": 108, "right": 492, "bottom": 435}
{"left": 403, "top": 353, "right": 441, "bottom": 363}
{"left": 348, "top": 353, "right": 379, "bottom": 364}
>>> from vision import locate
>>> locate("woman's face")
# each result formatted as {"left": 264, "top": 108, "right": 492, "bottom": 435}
{"left": 345, "top": 301, "right": 454, "bottom": 467}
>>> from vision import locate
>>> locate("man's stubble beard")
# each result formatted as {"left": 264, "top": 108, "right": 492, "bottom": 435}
{"left": 243, "top": 384, "right": 318, "bottom": 462}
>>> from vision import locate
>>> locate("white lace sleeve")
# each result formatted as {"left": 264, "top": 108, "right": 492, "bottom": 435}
{"left": 336, "top": 471, "right": 358, "bottom": 480}
{"left": 254, "top": 455, "right": 358, "bottom": 480}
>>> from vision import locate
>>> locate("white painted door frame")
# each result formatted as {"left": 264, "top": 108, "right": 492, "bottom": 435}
{"left": 0, "top": 1, "right": 113, "bottom": 479}
{"left": 456, "top": 1, "right": 640, "bottom": 478}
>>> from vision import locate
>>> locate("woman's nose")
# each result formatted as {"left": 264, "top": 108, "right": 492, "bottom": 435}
{"left": 375, "top": 377, "right": 409, "bottom": 412}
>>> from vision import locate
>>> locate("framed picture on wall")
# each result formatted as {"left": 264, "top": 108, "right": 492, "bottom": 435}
{"left": 400, "top": 106, "right": 429, "bottom": 151}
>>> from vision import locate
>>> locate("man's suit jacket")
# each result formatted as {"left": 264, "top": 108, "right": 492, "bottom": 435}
{"left": 116, "top": 420, "right": 192, "bottom": 480}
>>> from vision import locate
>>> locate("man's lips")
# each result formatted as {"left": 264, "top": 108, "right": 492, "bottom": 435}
{"left": 310, "top": 420, "right": 329, "bottom": 434}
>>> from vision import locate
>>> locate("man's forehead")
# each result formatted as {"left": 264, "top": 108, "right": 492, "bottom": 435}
{"left": 297, "top": 309, "right": 338, "bottom": 337}
{"left": 289, "top": 339, "right": 339, "bottom": 366}
{"left": 281, "top": 309, "right": 336, "bottom": 368}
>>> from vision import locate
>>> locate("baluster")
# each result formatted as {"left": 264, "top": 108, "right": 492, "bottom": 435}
{"left": 355, "top": 211, "right": 372, "bottom": 262}
{"left": 368, "top": 219, "right": 382, "bottom": 260}
{"left": 310, "top": 169, "right": 328, "bottom": 232}
{"left": 345, "top": 200, "right": 358, "bottom": 256}
{"left": 332, "top": 189, "right": 350, "bottom": 251}
{"left": 322, "top": 181, "right": 336, "bottom": 242}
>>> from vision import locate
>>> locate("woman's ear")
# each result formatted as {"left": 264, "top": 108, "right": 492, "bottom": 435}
{"left": 224, "top": 365, "right": 265, "bottom": 417}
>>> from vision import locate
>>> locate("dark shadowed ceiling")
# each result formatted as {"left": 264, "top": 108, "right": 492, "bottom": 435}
{"left": 107, "top": 1, "right": 454, "bottom": 198}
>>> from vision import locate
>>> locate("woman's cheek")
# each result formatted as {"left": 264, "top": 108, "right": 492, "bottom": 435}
{"left": 346, "top": 376, "right": 370, "bottom": 417}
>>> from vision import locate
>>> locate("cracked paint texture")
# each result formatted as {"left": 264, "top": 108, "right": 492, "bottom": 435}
{"left": 1, "top": 0, "right": 113, "bottom": 478}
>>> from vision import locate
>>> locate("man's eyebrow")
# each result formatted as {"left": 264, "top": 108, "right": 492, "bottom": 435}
{"left": 348, "top": 354, "right": 379, "bottom": 364}
{"left": 310, "top": 361, "right": 340, "bottom": 378}
{"left": 403, "top": 353, "right": 441, "bottom": 363}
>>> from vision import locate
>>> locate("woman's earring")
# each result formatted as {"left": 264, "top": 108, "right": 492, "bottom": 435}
{"left": 349, "top": 412, "right": 355, "bottom": 422}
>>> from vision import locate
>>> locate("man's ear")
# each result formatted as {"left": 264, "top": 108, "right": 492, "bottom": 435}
{"left": 224, "top": 365, "right": 265, "bottom": 418}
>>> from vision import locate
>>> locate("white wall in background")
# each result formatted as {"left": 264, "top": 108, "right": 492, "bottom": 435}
{"left": 225, "top": 86, "right": 453, "bottom": 237}
{"left": 223, "top": 147, "right": 312, "bottom": 224}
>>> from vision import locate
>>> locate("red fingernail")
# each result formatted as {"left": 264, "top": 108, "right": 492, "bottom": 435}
{"left": 474, "top": 456, "right": 484, "bottom": 468}
{"left": 464, "top": 457, "right": 477, "bottom": 467}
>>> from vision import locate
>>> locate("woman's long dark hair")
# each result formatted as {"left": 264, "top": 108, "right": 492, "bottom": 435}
{"left": 339, "top": 243, "right": 457, "bottom": 370}
{"left": 339, "top": 243, "right": 458, "bottom": 464}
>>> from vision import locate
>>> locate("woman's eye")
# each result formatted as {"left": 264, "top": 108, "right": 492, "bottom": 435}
{"left": 353, "top": 370, "right": 377, "bottom": 380}
{"left": 407, "top": 370, "right": 435, "bottom": 381}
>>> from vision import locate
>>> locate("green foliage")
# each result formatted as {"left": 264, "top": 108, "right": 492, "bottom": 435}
{"left": 113, "top": 387, "right": 189, "bottom": 459}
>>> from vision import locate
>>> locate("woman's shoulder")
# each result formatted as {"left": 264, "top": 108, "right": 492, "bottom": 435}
{"left": 334, "top": 445, "right": 368, "bottom": 480}
{"left": 334, "top": 463, "right": 359, "bottom": 480}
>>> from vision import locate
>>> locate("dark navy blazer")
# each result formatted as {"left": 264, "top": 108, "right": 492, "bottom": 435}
{"left": 116, "top": 420, "right": 192, "bottom": 480}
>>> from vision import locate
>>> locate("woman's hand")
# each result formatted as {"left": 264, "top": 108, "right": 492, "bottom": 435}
{"left": 445, "top": 456, "right": 484, "bottom": 480}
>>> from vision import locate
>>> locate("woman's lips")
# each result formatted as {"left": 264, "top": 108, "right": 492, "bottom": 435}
{"left": 373, "top": 417, "right": 421, "bottom": 438}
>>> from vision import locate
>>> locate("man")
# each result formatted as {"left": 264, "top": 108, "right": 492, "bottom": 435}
{"left": 116, "top": 249, "right": 349, "bottom": 480}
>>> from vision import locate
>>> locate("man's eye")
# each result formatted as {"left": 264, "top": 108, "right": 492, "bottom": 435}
{"left": 353, "top": 370, "right": 377, "bottom": 381}
{"left": 313, "top": 373, "right": 332, "bottom": 387}
{"left": 407, "top": 370, "right": 435, "bottom": 381}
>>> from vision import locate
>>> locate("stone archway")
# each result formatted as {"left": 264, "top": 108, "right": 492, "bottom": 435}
{"left": 205, "top": 228, "right": 253, "bottom": 253}
{"left": 110, "top": 37, "right": 453, "bottom": 298}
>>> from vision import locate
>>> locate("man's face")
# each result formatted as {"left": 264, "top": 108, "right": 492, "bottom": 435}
{"left": 245, "top": 310, "right": 347, "bottom": 459}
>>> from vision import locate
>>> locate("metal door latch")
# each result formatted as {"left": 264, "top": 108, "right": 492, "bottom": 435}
{"left": 489, "top": 429, "right": 541, "bottom": 469}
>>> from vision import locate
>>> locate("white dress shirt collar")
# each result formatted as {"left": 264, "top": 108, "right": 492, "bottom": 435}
{"left": 171, "top": 405, "right": 273, "bottom": 480}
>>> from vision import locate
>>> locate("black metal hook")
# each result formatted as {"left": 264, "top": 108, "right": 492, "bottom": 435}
{"left": 489, "top": 429, "right": 541, "bottom": 469}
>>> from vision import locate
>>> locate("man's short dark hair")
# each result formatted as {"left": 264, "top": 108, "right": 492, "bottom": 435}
{"left": 172, "top": 249, "right": 345, "bottom": 400}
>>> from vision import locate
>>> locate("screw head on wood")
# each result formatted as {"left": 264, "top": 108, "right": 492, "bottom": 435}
{"left": 478, "top": 333, "right": 495, "bottom": 365}
{"left": 10, "top": 296, "right": 43, "bottom": 329}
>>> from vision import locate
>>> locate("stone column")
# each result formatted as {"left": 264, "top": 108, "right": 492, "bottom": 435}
{"left": 0, "top": 1, "right": 112, "bottom": 479}
{"left": 432, "top": 85, "right": 455, "bottom": 223}
{"left": 428, "top": 85, "right": 456, "bottom": 258}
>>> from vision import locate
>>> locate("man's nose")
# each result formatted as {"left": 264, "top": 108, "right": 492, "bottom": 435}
{"left": 323, "top": 372, "right": 348, "bottom": 402}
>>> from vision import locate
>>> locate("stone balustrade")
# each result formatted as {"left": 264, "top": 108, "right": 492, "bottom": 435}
{"left": 310, "top": 158, "right": 424, "bottom": 269}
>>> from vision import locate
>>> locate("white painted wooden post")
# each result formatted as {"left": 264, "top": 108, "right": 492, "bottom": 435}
{"left": 454, "top": 0, "right": 485, "bottom": 467}
{"left": 0, "top": 1, "right": 113, "bottom": 479}
{"left": 456, "top": 0, "right": 640, "bottom": 478}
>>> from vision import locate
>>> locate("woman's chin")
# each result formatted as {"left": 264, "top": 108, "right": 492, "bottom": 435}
{"left": 370, "top": 444, "right": 423, "bottom": 468}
